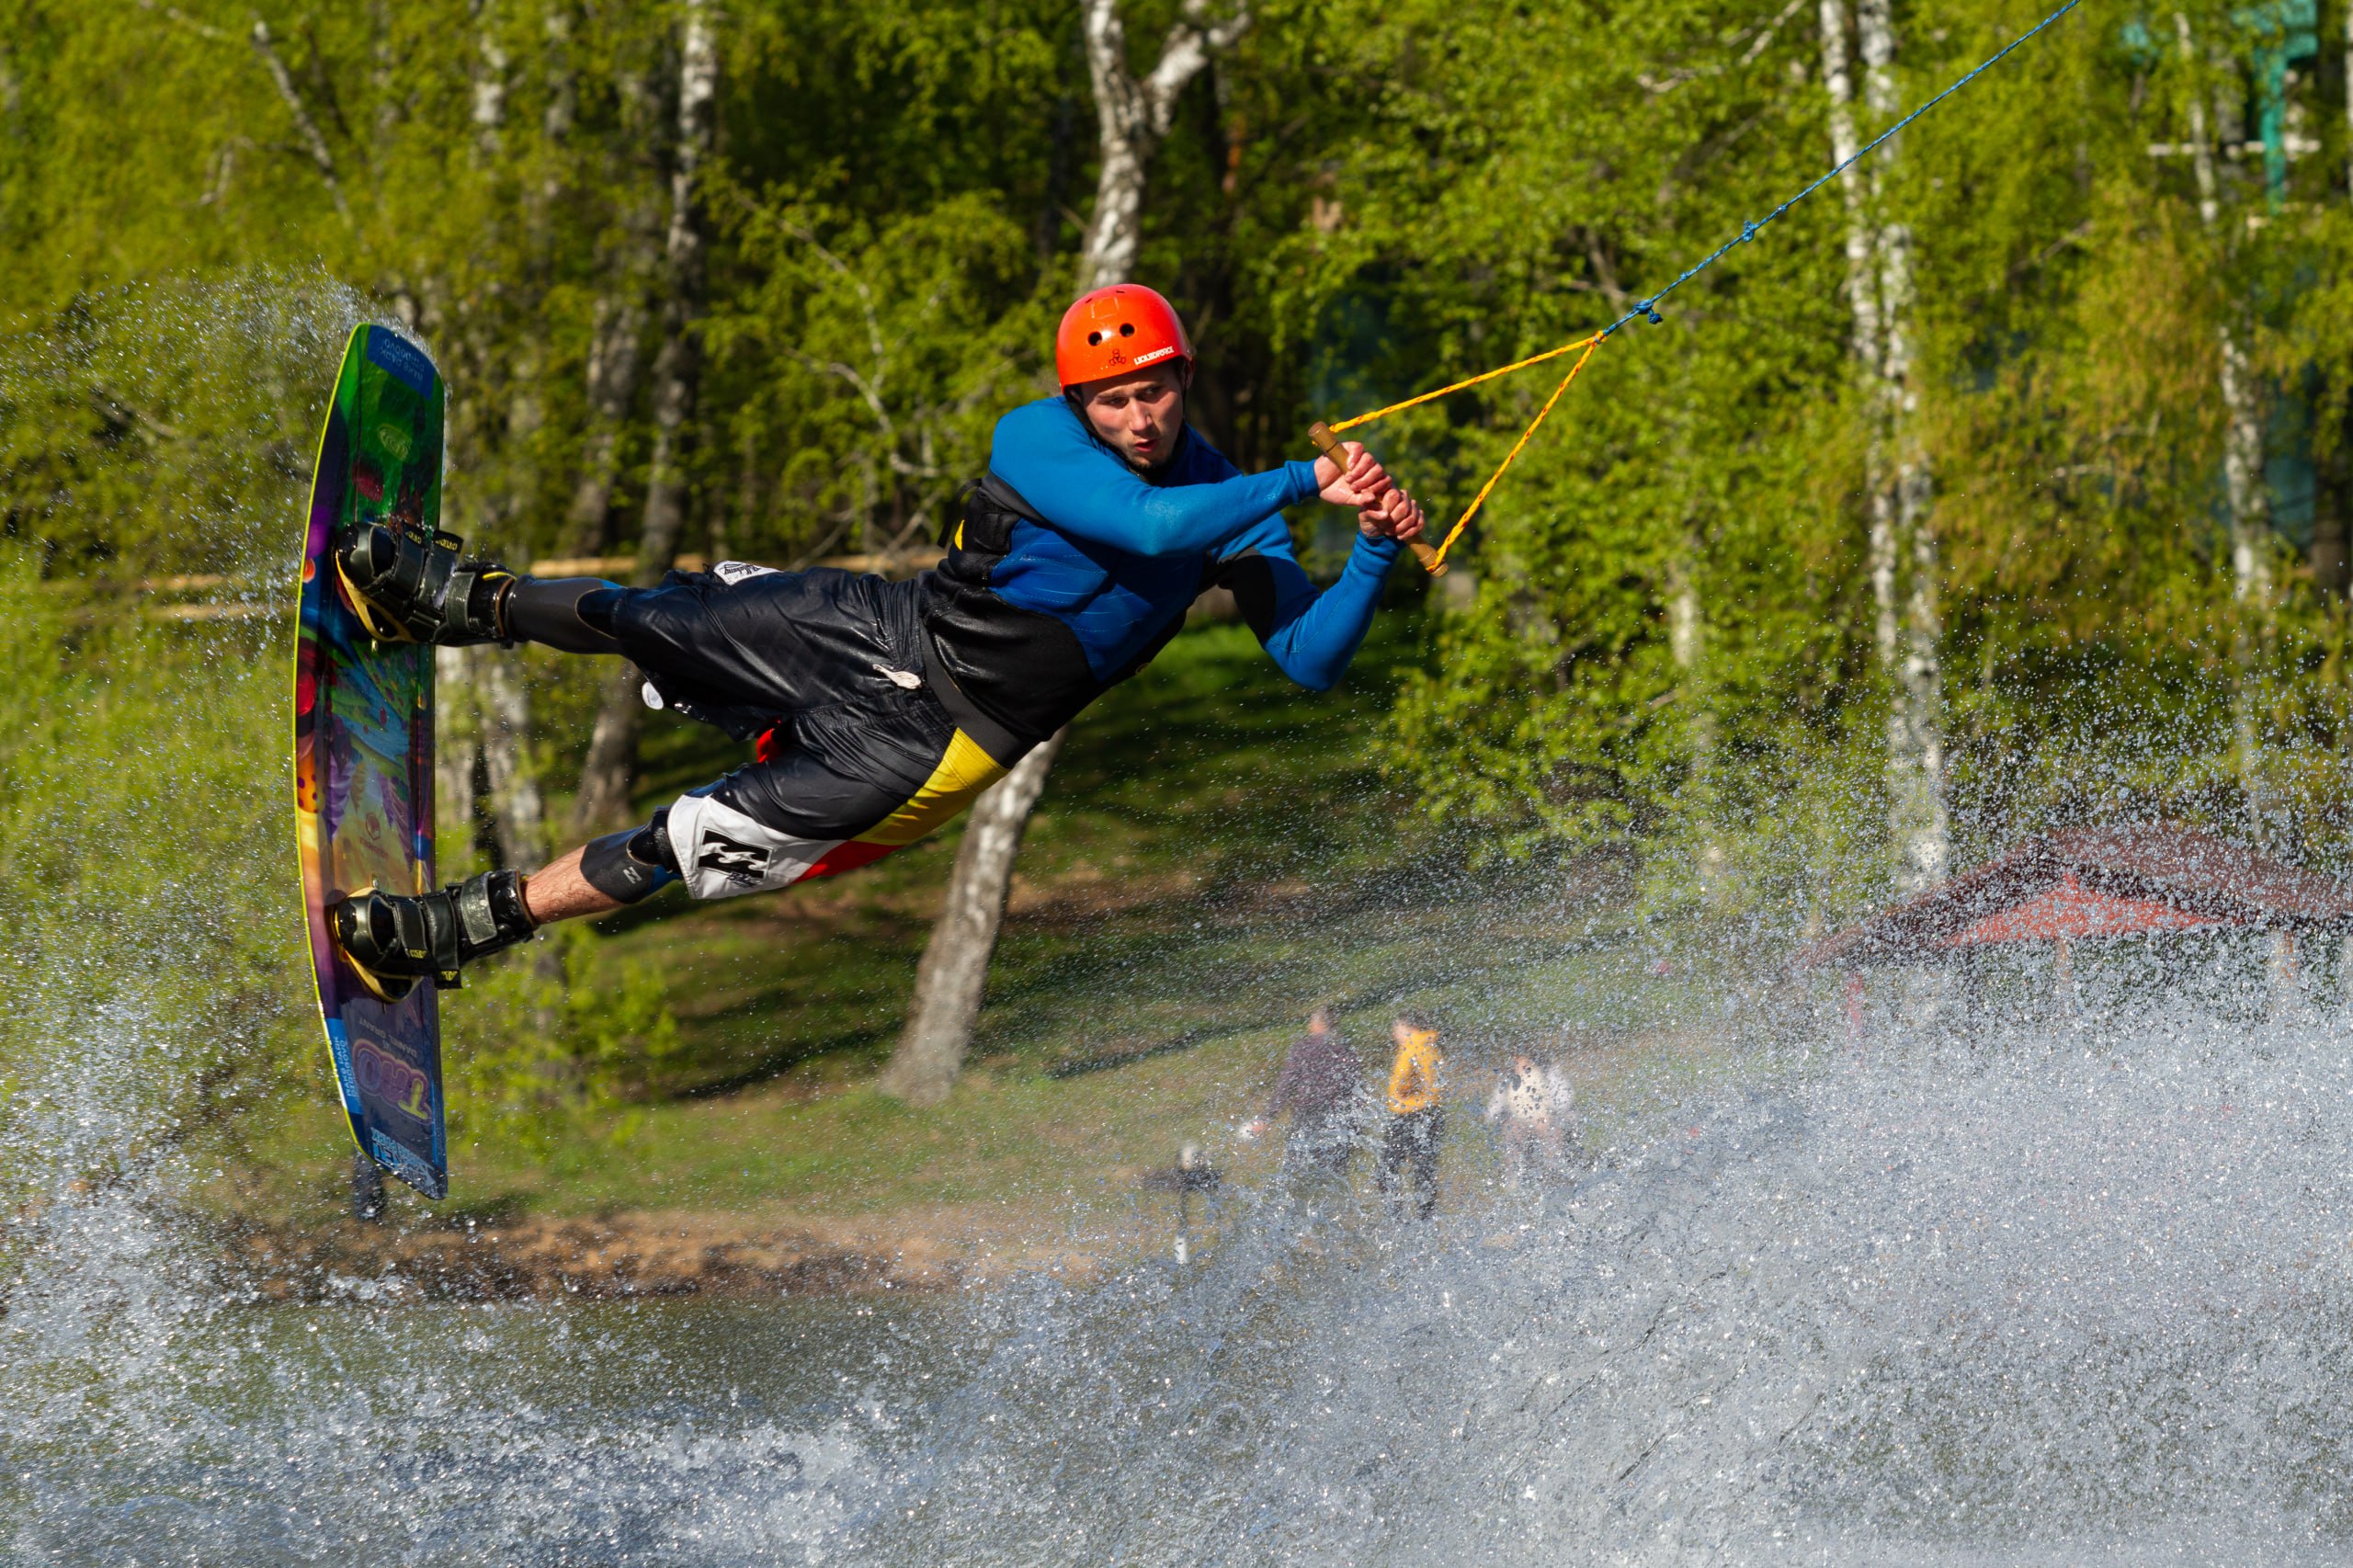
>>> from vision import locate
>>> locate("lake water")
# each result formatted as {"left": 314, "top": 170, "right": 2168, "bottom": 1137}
{"left": 10, "top": 1004, "right": 2353, "bottom": 1565}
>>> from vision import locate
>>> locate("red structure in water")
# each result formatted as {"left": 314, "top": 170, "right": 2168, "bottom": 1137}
{"left": 1799, "top": 824, "right": 2353, "bottom": 970}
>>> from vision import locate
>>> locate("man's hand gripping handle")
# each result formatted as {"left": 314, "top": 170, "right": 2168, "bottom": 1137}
{"left": 1307, "top": 423, "right": 1447, "bottom": 576}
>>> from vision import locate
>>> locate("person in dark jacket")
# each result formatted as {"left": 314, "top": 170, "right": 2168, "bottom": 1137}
{"left": 321, "top": 282, "right": 1427, "bottom": 995}
{"left": 1242, "top": 1007, "right": 1368, "bottom": 1177}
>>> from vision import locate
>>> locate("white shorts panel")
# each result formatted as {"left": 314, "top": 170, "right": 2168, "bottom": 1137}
{"left": 665, "top": 792, "right": 843, "bottom": 901}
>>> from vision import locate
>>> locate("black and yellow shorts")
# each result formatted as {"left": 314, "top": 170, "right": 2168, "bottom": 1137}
{"left": 585, "top": 563, "right": 1020, "bottom": 901}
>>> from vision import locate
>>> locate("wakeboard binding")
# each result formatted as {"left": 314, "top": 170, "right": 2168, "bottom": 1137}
{"left": 331, "top": 869, "right": 538, "bottom": 1001}
{"left": 335, "top": 520, "right": 518, "bottom": 646}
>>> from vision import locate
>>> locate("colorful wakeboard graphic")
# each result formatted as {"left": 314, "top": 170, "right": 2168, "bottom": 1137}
{"left": 293, "top": 324, "right": 449, "bottom": 1200}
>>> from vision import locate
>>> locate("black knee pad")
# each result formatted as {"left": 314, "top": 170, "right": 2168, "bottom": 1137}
{"left": 506, "top": 576, "right": 625, "bottom": 655}
{"left": 579, "top": 809, "right": 681, "bottom": 904}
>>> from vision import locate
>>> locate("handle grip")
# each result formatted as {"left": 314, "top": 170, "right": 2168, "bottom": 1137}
{"left": 1308, "top": 422, "right": 1446, "bottom": 576}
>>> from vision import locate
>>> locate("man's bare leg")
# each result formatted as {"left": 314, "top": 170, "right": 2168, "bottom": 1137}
{"left": 332, "top": 833, "right": 666, "bottom": 994}
{"left": 522, "top": 845, "right": 631, "bottom": 925}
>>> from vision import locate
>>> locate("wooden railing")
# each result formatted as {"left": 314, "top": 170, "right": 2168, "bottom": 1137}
{"left": 115, "top": 551, "right": 1251, "bottom": 627}
{"left": 117, "top": 551, "right": 949, "bottom": 622}
{"left": 524, "top": 551, "right": 943, "bottom": 580}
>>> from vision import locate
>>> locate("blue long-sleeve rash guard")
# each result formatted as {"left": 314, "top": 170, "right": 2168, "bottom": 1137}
{"left": 985, "top": 397, "right": 1401, "bottom": 691}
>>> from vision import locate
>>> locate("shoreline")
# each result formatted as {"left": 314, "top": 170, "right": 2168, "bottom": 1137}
{"left": 220, "top": 1201, "right": 1154, "bottom": 1302}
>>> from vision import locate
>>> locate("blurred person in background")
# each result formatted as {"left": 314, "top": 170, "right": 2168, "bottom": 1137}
{"left": 1241, "top": 1006, "right": 1367, "bottom": 1185}
{"left": 1484, "top": 1053, "right": 1574, "bottom": 1187}
{"left": 1378, "top": 1013, "right": 1444, "bottom": 1220}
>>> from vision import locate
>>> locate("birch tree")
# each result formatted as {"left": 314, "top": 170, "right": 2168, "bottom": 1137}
{"left": 573, "top": 0, "right": 719, "bottom": 834}
{"left": 1663, "top": 359, "right": 1723, "bottom": 889}
{"left": 438, "top": 0, "right": 559, "bottom": 887}
{"left": 1821, "top": 0, "right": 1947, "bottom": 894}
{"left": 880, "top": 0, "right": 1250, "bottom": 1107}
{"left": 2173, "top": 11, "right": 2274, "bottom": 833}
{"left": 552, "top": 28, "right": 665, "bottom": 556}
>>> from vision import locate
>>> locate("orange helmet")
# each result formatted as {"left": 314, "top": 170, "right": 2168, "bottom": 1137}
{"left": 1055, "top": 284, "right": 1192, "bottom": 388}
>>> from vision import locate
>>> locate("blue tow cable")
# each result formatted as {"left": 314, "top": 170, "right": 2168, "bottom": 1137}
{"left": 1608, "top": 0, "right": 2085, "bottom": 335}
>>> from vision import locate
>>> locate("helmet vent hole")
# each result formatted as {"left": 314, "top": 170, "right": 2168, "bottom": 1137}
{"left": 1086, "top": 330, "right": 1103, "bottom": 347}
{"left": 1120, "top": 323, "right": 1135, "bottom": 336}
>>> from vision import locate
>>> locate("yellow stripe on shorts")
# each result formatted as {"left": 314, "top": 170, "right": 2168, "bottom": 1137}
{"left": 852, "top": 730, "right": 1008, "bottom": 847}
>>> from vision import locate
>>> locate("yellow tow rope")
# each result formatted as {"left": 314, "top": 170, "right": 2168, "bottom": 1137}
{"left": 1310, "top": 330, "right": 1610, "bottom": 576}
{"left": 1302, "top": 0, "right": 2086, "bottom": 575}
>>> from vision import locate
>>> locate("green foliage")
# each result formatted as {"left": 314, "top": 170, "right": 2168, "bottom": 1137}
{"left": 1294, "top": 0, "right": 1870, "bottom": 866}
{"left": 1239, "top": 0, "right": 2353, "bottom": 910}
{"left": 0, "top": 555, "right": 305, "bottom": 1225}
{"left": 706, "top": 189, "right": 1057, "bottom": 555}
{"left": 440, "top": 926, "right": 684, "bottom": 1158}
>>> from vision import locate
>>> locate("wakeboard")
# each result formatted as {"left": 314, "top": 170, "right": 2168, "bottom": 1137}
{"left": 292, "top": 324, "right": 449, "bottom": 1200}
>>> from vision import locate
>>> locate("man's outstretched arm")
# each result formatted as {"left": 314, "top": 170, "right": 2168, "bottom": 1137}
{"left": 1220, "top": 484, "right": 1429, "bottom": 692}
{"left": 1223, "top": 534, "right": 1400, "bottom": 692}
{"left": 993, "top": 398, "right": 1374, "bottom": 558}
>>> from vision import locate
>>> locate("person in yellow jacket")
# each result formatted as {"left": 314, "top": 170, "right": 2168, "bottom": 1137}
{"left": 1378, "top": 1013, "right": 1444, "bottom": 1220}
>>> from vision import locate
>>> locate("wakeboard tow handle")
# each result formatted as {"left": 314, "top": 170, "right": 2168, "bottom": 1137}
{"left": 1307, "top": 422, "right": 1447, "bottom": 576}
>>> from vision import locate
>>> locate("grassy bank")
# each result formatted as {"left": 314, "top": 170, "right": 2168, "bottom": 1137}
{"left": 221, "top": 604, "right": 1750, "bottom": 1240}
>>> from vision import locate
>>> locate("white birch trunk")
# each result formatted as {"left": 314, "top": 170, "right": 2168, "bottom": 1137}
{"left": 1665, "top": 556, "right": 1724, "bottom": 887}
{"left": 573, "top": 0, "right": 718, "bottom": 835}
{"left": 1820, "top": 0, "right": 1897, "bottom": 680}
{"left": 558, "top": 56, "right": 662, "bottom": 556}
{"left": 2175, "top": 12, "right": 2274, "bottom": 829}
{"left": 542, "top": 4, "right": 574, "bottom": 151}
{"left": 476, "top": 654, "right": 549, "bottom": 866}
{"left": 248, "top": 17, "right": 350, "bottom": 222}
{"left": 479, "top": 644, "right": 567, "bottom": 1023}
{"left": 2220, "top": 330, "right": 2273, "bottom": 600}
{"left": 1897, "top": 497, "right": 1948, "bottom": 885}
{"left": 881, "top": 0, "right": 1249, "bottom": 1106}
{"left": 1075, "top": 0, "right": 1252, "bottom": 285}
{"left": 876, "top": 731, "right": 1067, "bottom": 1106}
{"left": 1862, "top": 0, "right": 1948, "bottom": 892}
{"left": 1819, "top": 0, "right": 1883, "bottom": 378}
{"left": 1823, "top": 0, "right": 1946, "bottom": 893}
{"left": 639, "top": 0, "right": 716, "bottom": 575}
{"left": 471, "top": 0, "right": 507, "bottom": 160}
{"left": 1663, "top": 353, "right": 1722, "bottom": 886}
{"left": 435, "top": 646, "right": 483, "bottom": 879}
{"left": 563, "top": 289, "right": 654, "bottom": 554}
{"left": 435, "top": 645, "right": 549, "bottom": 876}
{"left": 1078, "top": 0, "right": 1151, "bottom": 288}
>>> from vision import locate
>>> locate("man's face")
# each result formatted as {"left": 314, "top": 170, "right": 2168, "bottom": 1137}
{"left": 1074, "top": 364, "right": 1188, "bottom": 471}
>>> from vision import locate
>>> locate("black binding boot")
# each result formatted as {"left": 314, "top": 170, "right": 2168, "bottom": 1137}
{"left": 331, "top": 869, "right": 538, "bottom": 1001}
{"left": 335, "top": 521, "right": 518, "bottom": 645}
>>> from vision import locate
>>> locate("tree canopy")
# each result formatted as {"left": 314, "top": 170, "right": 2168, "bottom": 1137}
{"left": 5, "top": 0, "right": 2350, "bottom": 927}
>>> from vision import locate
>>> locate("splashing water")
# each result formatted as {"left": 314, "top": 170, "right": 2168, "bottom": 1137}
{"left": 8, "top": 1000, "right": 2353, "bottom": 1563}
{"left": 831, "top": 1005, "right": 2353, "bottom": 1565}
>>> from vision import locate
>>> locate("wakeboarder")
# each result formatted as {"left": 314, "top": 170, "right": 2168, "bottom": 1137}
{"left": 324, "top": 284, "right": 1427, "bottom": 993}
